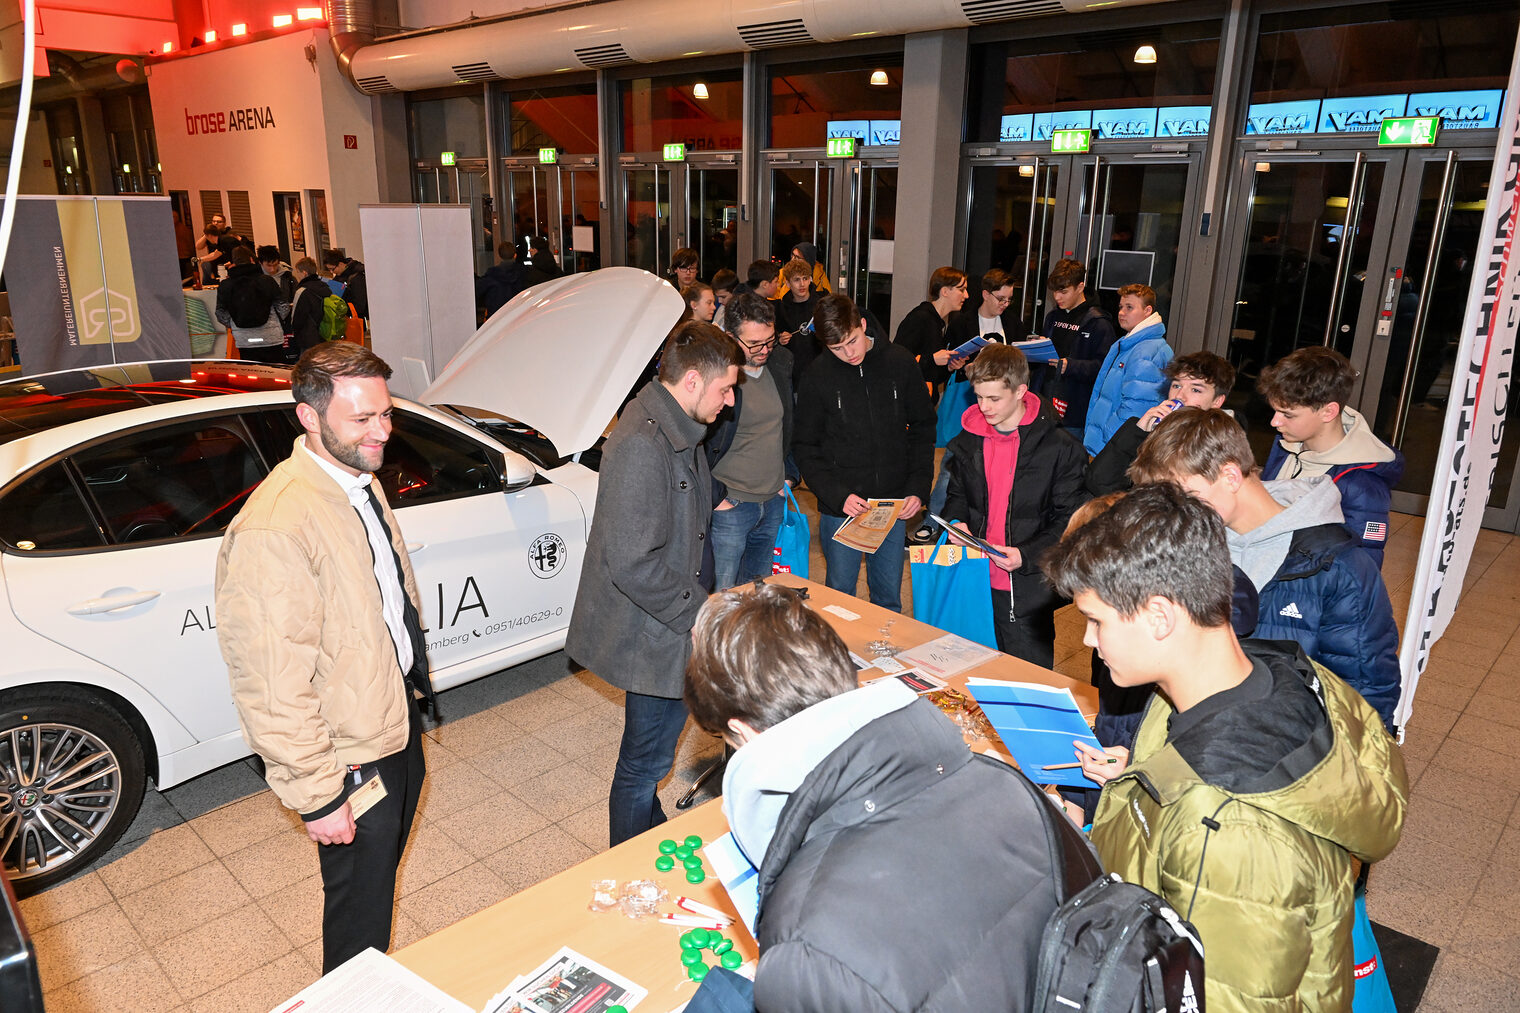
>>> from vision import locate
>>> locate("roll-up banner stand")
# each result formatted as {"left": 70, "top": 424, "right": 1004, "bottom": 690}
{"left": 359, "top": 204, "right": 475, "bottom": 400}
{"left": 6, "top": 196, "right": 189, "bottom": 373}
{"left": 1398, "top": 27, "right": 1520, "bottom": 731}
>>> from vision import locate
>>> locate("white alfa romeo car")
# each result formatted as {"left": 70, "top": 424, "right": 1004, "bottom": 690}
{"left": 0, "top": 268, "right": 679, "bottom": 893}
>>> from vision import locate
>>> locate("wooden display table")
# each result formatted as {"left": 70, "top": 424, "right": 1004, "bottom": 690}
{"left": 396, "top": 576, "right": 1096, "bottom": 1007}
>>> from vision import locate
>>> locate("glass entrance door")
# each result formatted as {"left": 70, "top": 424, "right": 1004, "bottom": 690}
{"left": 559, "top": 165, "right": 600, "bottom": 274}
{"left": 1221, "top": 154, "right": 1393, "bottom": 456}
{"left": 765, "top": 160, "right": 834, "bottom": 277}
{"left": 964, "top": 158, "right": 1066, "bottom": 327}
{"left": 686, "top": 164, "right": 740, "bottom": 281}
{"left": 1072, "top": 157, "right": 1198, "bottom": 325}
{"left": 838, "top": 161, "right": 898, "bottom": 327}
{"left": 621, "top": 162, "right": 674, "bottom": 275}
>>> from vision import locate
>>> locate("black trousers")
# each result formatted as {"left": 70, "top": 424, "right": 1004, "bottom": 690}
{"left": 991, "top": 585, "right": 1057, "bottom": 670}
{"left": 317, "top": 698, "right": 426, "bottom": 972}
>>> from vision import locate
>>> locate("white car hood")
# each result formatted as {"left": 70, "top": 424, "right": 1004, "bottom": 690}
{"left": 422, "top": 267, "right": 683, "bottom": 455}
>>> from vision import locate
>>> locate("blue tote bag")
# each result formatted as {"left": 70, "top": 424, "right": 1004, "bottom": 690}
{"left": 909, "top": 530, "right": 997, "bottom": 648}
{"left": 936, "top": 375, "right": 975, "bottom": 448}
{"left": 1352, "top": 884, "right": 1397, "bottom": 1013}
{"left": 772, "top": 485, "right": 811, "bottom": 579}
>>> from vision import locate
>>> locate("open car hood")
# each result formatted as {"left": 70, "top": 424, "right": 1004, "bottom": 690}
{"left": 421, "top": 267, "right": 683, "bottom": 455}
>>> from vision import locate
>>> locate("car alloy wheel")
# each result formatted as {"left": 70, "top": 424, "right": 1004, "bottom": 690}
{"left": 0, "top": 693, "right": 145, "bottom": 895}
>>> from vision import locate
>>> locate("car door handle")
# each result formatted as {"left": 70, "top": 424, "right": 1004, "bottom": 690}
{"left": 67, "top": 591, "right": 162, "bottom": 615}
{"left": 406, "top": 542, "right": 426, "bottom": 554}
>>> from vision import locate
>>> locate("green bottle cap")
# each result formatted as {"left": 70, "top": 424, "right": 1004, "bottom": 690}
{"left": 721, "top": 950, "right": 743, "bottom": 969}
{"left": 686, "top": 867, "right": 707, "bottom": 884}
{"left": 655, "top": 855, "right": 675, "bottom": 872}
{"left": 682, "top": 856, "right": 703, "bottom": 870}
{"left": 688, "top": 963, "right": 710, "bottom": 982}
{"left": 684, "top": 834, "right": 703, "bottom": 849}
{"left": 689, "top": 928, "right": 710, "bottom": 947}
{"left": 712, "top": 938, "right": 732, "bottom": 955}
{"left": 674, "top": 845, "right": 693, "bottom": 860}
{"left": 681, "top": 949, "right": 703, "bottom": 967}
{"left": 658, "top": 839, "right": 678, "bottom": 854}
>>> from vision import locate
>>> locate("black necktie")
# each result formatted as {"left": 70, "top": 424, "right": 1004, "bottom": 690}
{"left": 362, "top": 486, "right": 436, "bottom": 715}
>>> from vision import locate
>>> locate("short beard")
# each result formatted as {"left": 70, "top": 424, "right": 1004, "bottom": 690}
{"left": 318, "top": 415, "right": 381, "bottom": 473}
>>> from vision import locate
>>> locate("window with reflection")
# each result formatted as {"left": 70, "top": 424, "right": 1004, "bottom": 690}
{"left": 621, "top": 70, "right": 743, "bottom": 153}
{"left": 408, "top": 92, "right": 487, "bottom": 161}
{"left": 768, "top": 58, "right": 903, "bottom": 148}
{"left": 507, "top": 84, "right": 599, "bottom": 155}
{"left": 966, "top": 23, "right": 1219, "bottom": 144}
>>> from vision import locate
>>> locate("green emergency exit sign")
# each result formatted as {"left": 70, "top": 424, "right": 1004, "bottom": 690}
{"left": 1378, "top": 116, "right": 1440, "bottom": 147}
{"left": 826, "top": 136, "right": 857, "bottom": 158}
{"left": 538, "top": 147, "right": 558, "bottom": 163}
{"left": 662, "top": 142, "right": 686, "bottom": 162}
{"left": 440, "top": 151, "right": 456, "bottom": 166}
{"left": 1050, "top": 129, "right": 1091, "bottom": 154}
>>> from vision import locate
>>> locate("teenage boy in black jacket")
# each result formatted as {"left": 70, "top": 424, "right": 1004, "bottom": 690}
{"left": 794, "top": 294, "right": 935, "bottom": 612}
{"left": 288, "top": 257, "right": 331, "bottom": 358}
{"left": 1040, "top": 258, "right": 1116, "bottom": 438}
{"left": 893, "top": 266, "right": 969, "bottom": 402}
{"left": 943, "top": 344, "right": 1088, "bottom": 666}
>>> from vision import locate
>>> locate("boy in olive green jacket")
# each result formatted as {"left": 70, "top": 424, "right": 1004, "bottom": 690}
{"left": 1041, "top": 482, "right": 1407, "bottom": 1013}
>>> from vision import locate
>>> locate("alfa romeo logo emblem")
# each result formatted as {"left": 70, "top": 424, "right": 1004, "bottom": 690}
{"left": 17, "top": 788, "right": 39, "bottom": 808}
{"left": 529, "top": 533, "right": 567, "bottom": 578}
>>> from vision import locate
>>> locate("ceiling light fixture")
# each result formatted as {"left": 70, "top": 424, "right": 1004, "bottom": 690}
{"left": 1133, "top": 45, "right": 1157, "bottom": 64}
{"left": 231, "top": 23, "right": 247, "bottom": 37}
{"left": 204, "top": 29, "right": 217, "bottom": 42}
{"left": 296, "top": 7, "right": 323, "bottom": 20}
{"left": 273, "top": 14, "right": 293, "bottom": 27}
{"left": 870, "top": 69, "right": 889, "bottom": 86}
{"left": 693, "top": 82, "right": 709, "bottom": 100}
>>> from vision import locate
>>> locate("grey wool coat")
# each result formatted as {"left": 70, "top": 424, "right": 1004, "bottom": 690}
{"left": 566, "top": 381, "right": 712, "bottom": 698}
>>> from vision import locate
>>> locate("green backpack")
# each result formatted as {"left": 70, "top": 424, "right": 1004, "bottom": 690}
{"left": 319, "top": 293, "right": 350, "bottom": 341}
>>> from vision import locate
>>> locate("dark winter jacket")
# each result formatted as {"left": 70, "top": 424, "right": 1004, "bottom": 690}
{"left": 288, "top": 273, "right": 330, "bottom": 355}
{"left": 1040, "top": 301, "right": 1116, "bottom": 431}
{"left": 943, "top": 395, "right": 1089, "bottom": 618}
{"left": 1263, "top": 407, "right": 1404, "bottom": 570}
{"left": 477, "top": 260, "right": 529, "bottom": 316}
{"left": 751, "top": 695, "right": 1101, "bottom": 1012}
{"left": 793, "top": 338, "right": 935, "bottom": 517}
{"left": 1230, "top": 477, "right": 1401, "bottom": 731}
{"left": 942, "top": 306, "right": 1031, "bottom": 377}
{"left": 337, "top": 259, "right": 369, "bottom": 320}
{"left": 706, "top": 345, "right": 797, "bottom": 500}
{"left": 565, "top": 382, "right": 711, "bottom": 698}
{"left": 775, "top": 292, "right": 820, "bottom": 388}
{"left": 894, "top": 300, "right": 951, "bottom": 390}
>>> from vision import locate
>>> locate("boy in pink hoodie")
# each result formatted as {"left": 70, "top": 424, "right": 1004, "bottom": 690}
{"left": 943, "top": 344, "right": 1089, "bottom": 666}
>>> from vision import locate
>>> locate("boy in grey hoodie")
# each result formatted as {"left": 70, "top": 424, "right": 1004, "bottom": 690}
{"left": 1131, "top": 408, "right": 1401, "bottom": 731}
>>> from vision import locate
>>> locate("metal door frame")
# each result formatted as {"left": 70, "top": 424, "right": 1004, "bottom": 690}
{"left": 614, "top": 157, "right": 676, "bottom": 274}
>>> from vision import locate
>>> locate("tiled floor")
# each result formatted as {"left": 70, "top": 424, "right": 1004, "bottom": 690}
{"left": 18, "top": 502, "right": 1520, "bottom": 1012}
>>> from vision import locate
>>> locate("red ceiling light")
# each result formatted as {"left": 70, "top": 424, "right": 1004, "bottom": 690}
{"left": 162, "top": 41, "right": 173, "bottom": 53}
{"left": 204, "top": 29, "right": 217, "bottom": 42}
{"left": 296, "top": 7, "right": 323, "bottom": 20}
{"left": 273, "top": 14, "right": 293, "bottom": 27}
{"left": 231, "top": 23, "right": 247, "bottom": 37}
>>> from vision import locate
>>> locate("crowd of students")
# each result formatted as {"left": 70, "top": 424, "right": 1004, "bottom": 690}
{"left": 584, "top": 251, "right": 1412, "bottom": 1011}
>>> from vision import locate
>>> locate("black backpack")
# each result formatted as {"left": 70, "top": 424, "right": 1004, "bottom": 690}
{"left": 227, "top": 276, "right": 275, "bottom": 328}
{"left": 1033, "top": 872, "right": 1206, "bottom": 1012}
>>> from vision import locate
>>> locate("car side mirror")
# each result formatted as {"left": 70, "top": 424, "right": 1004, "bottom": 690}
{"left": 501, "top": 448, "right": 536, "bottom": 492}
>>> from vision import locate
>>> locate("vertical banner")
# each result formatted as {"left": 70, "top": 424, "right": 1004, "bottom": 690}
{"left": 7, "top": 196, "right": 190, "bottom": 372}
{"left": 1398, "top": 30, "right": 1520, "bottom": 730}
{"left": 360, "top": 204, "right": 476, "bottom": 400}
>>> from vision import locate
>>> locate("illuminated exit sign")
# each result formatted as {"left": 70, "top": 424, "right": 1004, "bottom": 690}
{"left": 440, "top": 151, "right": 456, "bottom": 166}
{"left": 826, "top": 136, "right": 857, "bottom": 158}
{"left": 662, "top": 142, "right": 686, "bottom": 162}
{"left": 538, "top": 147, "right": 558, "bottom": 163}
{"left": 1050, "top": 129, "right": 1091, "bottom": 154}
{"left": 1378, "top": 116, "right": 1440, "bottom": 147}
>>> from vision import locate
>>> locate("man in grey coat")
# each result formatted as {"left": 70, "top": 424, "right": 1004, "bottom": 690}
{"left": 567, "top": 320, "right": 743, "bottom": 845}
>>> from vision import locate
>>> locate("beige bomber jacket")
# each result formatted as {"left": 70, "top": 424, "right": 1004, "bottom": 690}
{"left": 215, "top": 437, "right": 421, "bottom": 818}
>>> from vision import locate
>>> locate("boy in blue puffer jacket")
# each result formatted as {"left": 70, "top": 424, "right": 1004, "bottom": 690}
{"left": 1083, "top": 283, "right": 1174, "bottom": 455}
{"left": 1130, "top": 407, "right": 1401, "bottom": 732}
{"left": 1257, "top": 346, "right": 1404, "bottom": 569}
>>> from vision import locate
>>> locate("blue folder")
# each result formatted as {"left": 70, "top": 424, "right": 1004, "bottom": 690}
{"left": 964, "top": 679, "right": 1103, "bottom": 789}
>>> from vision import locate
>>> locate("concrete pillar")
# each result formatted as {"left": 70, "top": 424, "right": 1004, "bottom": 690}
{"left": 890, "top": 29, "right": 968, "bottom": 336}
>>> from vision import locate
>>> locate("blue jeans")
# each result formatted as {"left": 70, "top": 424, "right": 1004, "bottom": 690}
{"left": 609, "top": 692, "right": 689, "bottom": 846}
{"left": 928, "top": 447, "right": 955, "bottom": 519}
{"left": 710, "top": 494, "right": 786, "bottom": 590}
{"left": 818, "top": 513, "right": 906, "bottom": 612}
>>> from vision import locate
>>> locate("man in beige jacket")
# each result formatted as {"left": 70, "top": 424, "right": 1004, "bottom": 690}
{"left": 216, "top": 342, "right": 432, "bottom": 972}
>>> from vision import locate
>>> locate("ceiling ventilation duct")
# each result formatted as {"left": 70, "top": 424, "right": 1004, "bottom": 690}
{"left": 331, "top": 0, "right": 1174, "bottom": 94}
